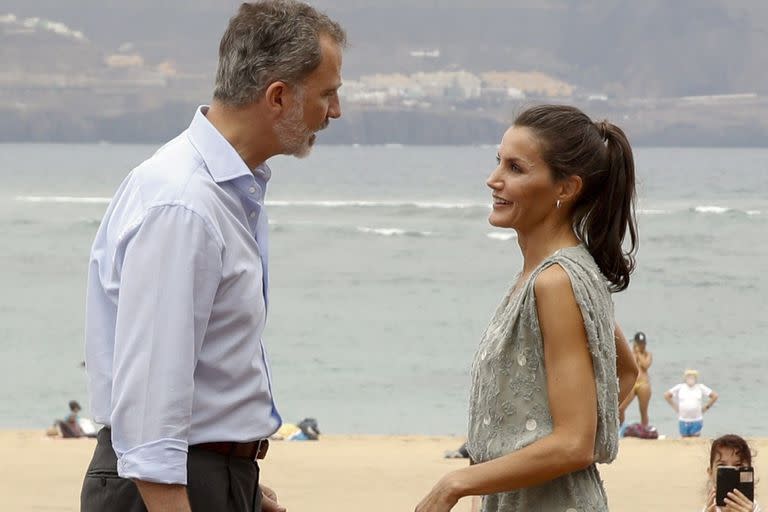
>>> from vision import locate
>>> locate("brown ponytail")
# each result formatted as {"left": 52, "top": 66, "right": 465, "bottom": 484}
{"left": 514, "top": 105, "right": 638, "bottom": 292}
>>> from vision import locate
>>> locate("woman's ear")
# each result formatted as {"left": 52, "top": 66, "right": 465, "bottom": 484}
{"left": 558, "top": 175, "right": 583, "bottom": 205}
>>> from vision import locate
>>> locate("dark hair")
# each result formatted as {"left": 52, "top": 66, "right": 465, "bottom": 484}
{"left": 514, "top": 104, "right": 638, "bottom": 292}
{"left": 214, "top": 0, "right": 347, "bottom": 105}
{"left": 710, "top": 435, "right": 754, "bottom": 468}
{"left": 68, "top": 400, "right": 81, "bottom": 411}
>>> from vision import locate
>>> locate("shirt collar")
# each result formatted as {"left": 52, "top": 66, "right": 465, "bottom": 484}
{"left": 186, "top": 105, "right": 272, "bottom": 185}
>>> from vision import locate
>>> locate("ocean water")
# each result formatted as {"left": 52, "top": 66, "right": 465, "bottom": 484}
{"left": 0, "top": 143, "right": 766, "bottom": 438}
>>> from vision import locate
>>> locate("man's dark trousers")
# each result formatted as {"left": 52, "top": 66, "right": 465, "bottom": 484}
{"left": 81, "top": 428, "right": 262, "bottom": 511}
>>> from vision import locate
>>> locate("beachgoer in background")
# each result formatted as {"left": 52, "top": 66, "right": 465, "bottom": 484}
{"left": 665, "top": 369, "right": 718, "bottom": 438}
{"left": 444, "top": 441, "right": 470, "bottom": 459}
{"left": 614, "top": 326, "right": 640, "bottom": 419}
{"left": 51, "top": 400, "right": 98, "bottom": 438}
{"left": 272, "top": 418, "right": 321, "bottom": 441}
{"left": 80, "top": 2, "right": 345, "bottom": 511}
{"left": 297, "top": 418, "right": 320, "bottom": 440}
{"left": 619, "top": 331, "right": 653, "bottom": 426}
{"left": 55, "top": 400, "right": 85, "bottom": 438}
{"left": 702, "top": 434, "right": 761, "bottom": 512}
{"left": 417, "top": 104, "right": 639, "bottom": 511}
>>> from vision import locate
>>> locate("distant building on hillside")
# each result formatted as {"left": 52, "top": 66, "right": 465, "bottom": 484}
{"left": 412, "top": 71, "right": 482, "bottom": 99}
{"left": 481, "top": 71, "right": 573, "bottom": 98}
{"left": 409, "top": 49, "right": 440, "bottom": 59}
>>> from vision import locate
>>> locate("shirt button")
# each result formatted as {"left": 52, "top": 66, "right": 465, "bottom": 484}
{"left": 249, "top": 211, "right": 257, "bottom": 219}
{"left": 526, "top": 419, "right": 537, "bottom": 431}
{"left": 249, "top": 186, "right": 257, "bottom": 194}
{"left": 517, "top": 354, "right": 527, "bottom": 366}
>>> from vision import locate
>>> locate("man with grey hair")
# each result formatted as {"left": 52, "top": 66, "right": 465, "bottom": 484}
{"left": 80, "top": 2, "right": 345, "bottom": 511}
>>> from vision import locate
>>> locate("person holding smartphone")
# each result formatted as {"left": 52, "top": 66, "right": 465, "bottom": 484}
{"left": 703, "top": 434, "right": 761, "bottom": 512}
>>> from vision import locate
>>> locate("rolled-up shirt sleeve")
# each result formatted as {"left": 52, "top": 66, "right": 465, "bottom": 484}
{"left": 110, "top": 204, "right": 222, "bottom": 484}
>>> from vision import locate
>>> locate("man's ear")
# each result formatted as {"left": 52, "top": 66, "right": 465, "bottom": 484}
{"left": 558, "top": 174, "right": 583, "bottom": 205}
{"left": 265, "top": 81, "right": 289, "bottom": 115}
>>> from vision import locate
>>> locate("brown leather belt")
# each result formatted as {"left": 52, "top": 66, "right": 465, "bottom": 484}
{"left": 192, "top": 439, "right": 269, "bottom": 460}
{"left": 101, "top": 427, "right": 269, "bottom": 461}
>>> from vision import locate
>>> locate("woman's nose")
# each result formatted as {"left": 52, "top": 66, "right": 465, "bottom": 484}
{"left": 486, "top": 168, "right": 503, "bottom": 190}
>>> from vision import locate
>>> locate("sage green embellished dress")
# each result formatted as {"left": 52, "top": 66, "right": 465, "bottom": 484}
{"left": 467, "top": 245, "right": 620, "bottom": 512}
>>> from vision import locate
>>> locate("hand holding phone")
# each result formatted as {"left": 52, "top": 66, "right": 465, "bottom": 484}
{"left": 704, "top": 489, "right": 717, "bottom": 512}
{"left": 716, "top": 466, "right": 754, "bottom": 507}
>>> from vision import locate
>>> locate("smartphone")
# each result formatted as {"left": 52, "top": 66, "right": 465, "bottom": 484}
{"left": 716, "top": 466, "right": 754, "bottom": 506}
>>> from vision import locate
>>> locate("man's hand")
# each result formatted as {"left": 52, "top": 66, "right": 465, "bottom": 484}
{"left": 664, "top": 391, "right": 678, "bottom": 413}
{"left": 704, "top": 392, "right": 719, "bottom": 414}
{"left": 261, "top": 484, "right": 286, "bottom": 512}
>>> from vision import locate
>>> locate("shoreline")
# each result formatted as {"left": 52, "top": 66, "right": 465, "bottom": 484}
{"left": 1, "top": 431, "right": 766, "bottom": 511}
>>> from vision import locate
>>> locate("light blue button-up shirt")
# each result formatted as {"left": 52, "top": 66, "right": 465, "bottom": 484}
{"left": 85, "top": 106, "right": 281, "bottom": 485}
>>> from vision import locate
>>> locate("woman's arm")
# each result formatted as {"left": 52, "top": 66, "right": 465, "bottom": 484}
{"left": 614, "top": 325, "right": 639, "bottom": 405}
{"left": 415, "top": 265, "right": 599, "bottom": 510}
{"left": 636, "top": 350, "right": 652, "bottom": 372}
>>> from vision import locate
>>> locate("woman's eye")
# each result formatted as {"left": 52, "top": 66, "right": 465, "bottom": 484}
{"left": 496, "top": 156, "right": 522, "bottom": 173}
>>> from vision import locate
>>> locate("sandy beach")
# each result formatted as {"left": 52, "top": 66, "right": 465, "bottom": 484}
{"left": 1, "top": 431, "right": 766, "bottom": 511}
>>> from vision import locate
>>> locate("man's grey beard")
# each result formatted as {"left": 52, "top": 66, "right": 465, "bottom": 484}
{"left": 275, "top": 100, "right": 314, "bottom": 159}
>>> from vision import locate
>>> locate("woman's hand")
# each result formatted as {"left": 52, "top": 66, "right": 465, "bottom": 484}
{"left": 724, "top": 489, "right": 754, "bottom": 512}
{"left": 704, "top": 489, "right": 717, "bottom": 512}
{"left": 415, "top": 474, "right": 462, "bottom": 512}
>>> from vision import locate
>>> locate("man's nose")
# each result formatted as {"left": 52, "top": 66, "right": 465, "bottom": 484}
{"left": 328, "top": 95, "right": 342, "bottom": 119}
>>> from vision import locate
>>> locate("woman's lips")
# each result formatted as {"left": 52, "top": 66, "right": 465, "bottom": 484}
{"left": 492, "top": 196, "right": 513, "bottom": 208}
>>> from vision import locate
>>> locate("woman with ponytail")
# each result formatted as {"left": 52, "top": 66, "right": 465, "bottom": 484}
{"left": 416, "top": 105, "right": 638, "bottom": 512}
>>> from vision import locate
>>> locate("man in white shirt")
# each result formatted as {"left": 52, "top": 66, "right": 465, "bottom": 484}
{"left": 665, "top": 369, "right": 719, "bottom": 438}
{"left": 80, "top": 2, "right": 346, "bottom": 511}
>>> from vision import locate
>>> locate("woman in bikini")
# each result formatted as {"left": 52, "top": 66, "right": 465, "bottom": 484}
{"left": 619, "top": 332, "right": 652, "bottom": 426}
